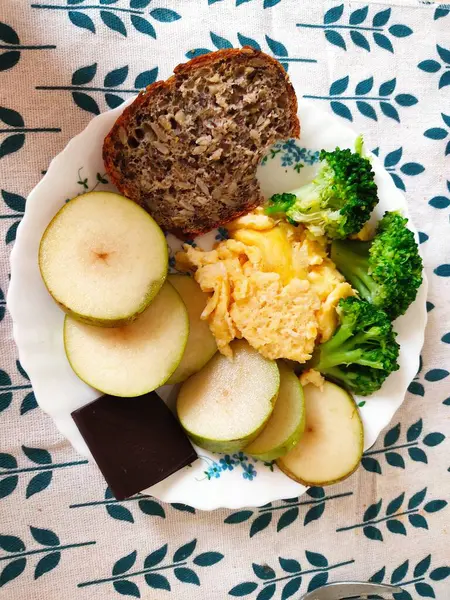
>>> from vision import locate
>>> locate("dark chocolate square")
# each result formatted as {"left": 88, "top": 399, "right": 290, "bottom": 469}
{"left": 72, "top": 392, "right": 197, "bottom": 500}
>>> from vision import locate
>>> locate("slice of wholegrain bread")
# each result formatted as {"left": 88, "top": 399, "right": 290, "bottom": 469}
{"left": 103, "top": 48, "right": 300, "bottom": 237}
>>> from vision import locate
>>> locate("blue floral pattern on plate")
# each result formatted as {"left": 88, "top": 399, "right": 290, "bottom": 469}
{"left": 199, "top": 453, "right": 274, "bottom": 482}
{"left": 261, "top": 140, "right": 320, "bottom": 172}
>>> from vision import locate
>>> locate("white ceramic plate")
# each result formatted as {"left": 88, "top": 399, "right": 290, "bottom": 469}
{"left": 7, "top": 98, "right": 427, "bottom": 510}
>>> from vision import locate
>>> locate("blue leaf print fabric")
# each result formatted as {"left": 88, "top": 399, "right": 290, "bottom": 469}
{"left": 0, "top": 0, "right": 449, "bottom": 598}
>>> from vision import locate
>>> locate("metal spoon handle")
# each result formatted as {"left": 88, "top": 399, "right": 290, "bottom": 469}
{"left": 300, "top": 580, "right": 404, "bottom": 599}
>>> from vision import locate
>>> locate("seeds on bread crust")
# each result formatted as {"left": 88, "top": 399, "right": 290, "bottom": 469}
{"left": 103, "top": 48, "right": 300, "bottom": 237}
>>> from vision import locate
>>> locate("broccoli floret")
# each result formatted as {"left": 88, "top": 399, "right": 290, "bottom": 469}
{"left": 266, "top": 136, "right": 378, "bottom": 238}
{"left": 331, "top": 211, "right": 423, "bottom": 320}
{"left": 307, "top": 296, "right": 400, "bottom": 396}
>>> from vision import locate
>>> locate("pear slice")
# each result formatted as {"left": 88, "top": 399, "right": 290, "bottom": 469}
{"left": 166, "top": 275, "right": 217, "bottom": 384}
{"left": 278, "top": 381, "right": 363, "bottom": 486}
{"left": 245, "top": 361, "right": 305, "bottom": 461}
{"left": 39, "top": 191, "right": 167, "bottom": 326}
{"left": 64, "top": 282, "right": 188, "bottom": 397}
{"left": 177, "top": 340, "right": 279, "bottom": 453}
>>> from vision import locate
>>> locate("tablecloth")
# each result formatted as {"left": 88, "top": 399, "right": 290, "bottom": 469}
{"left": 0, "top": 0, "right": 449, "bottom": 598}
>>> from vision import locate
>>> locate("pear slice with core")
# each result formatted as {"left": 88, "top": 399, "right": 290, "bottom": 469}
{"left": 177, "top": 340, "right": 279, "bottom": 453}
{"left": 277, "top": 381, "right": 363, "bottom": 486}
{"left": 64, "top": 282, "right": 188, "bottom": 397}
{"left": 39, "top": 191, "right": 168, "bottom": 326}
{"left": 166, "top": 275, "right": 217, "bottom": 384}
{"left": 245, "top": 361, "right": 305, "bottom": 461}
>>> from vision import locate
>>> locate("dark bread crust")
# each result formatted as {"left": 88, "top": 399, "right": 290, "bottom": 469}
{"left": 103, "top": 48, "right": 300, "bottom": 237}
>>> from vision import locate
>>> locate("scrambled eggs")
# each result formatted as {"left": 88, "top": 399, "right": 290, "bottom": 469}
{"left": 176, "top": 209, "right": 354, "bottom": 363}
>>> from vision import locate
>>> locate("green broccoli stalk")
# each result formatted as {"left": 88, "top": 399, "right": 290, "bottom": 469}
{"left": 307, "top": 296, "right": 400, "bottom": 396}
{"left": 266, "top": 136, "right": 378, "bottom": 238}
{"left": 331, "top": 211, "right": 423, "bottom": 320}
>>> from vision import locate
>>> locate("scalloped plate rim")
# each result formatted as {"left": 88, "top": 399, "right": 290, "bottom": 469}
{"left": 7, "top": 96, "right": 427, "bottom": 510}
